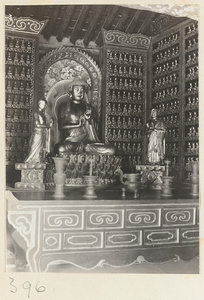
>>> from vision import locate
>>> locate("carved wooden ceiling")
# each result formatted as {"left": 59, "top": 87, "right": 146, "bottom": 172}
{"left": 5, "top": 5, "right": 188, "bottom": 47}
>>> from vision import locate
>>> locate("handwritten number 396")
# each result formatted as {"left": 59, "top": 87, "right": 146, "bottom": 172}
{"left": 9, "top": 277, "right": 46, "bottom": 298}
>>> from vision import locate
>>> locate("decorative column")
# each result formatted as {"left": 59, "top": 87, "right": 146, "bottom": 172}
{"left": 53, "top": 157, "right": 67, "bottom": 198}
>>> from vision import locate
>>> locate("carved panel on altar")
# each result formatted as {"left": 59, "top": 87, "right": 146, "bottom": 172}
{"left": 126, "top": 208, "right": 161, "bottom": 228}
{"left": 43, "top": 210, "right": 84, "bottom": 230}
{"left": 86, "top": 209, "right": 124, "bottom": 229}
{"left": 144, "top": 228, "right": 179, "bottom": 245}
{"left": 180, "top": 228, "right": 199, "bottom": 243}
{"left": 43, "top": 233, "right": 61, "bottom": 251}
{"left": 163, "top": 208, "right": 196, "bottom": 226}
{"left": 105, "top": 230, "right": 142, "bottom": 248}
{"left": 63, "top": 232, "right": 103, "bottom": 250}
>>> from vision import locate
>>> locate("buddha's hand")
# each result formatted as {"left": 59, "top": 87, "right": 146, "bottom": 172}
{"left": 49, "top": 118, "right": 53, "bottom": 128}
{"left": 84, "top": 108, "right": 91, "bottom": 119}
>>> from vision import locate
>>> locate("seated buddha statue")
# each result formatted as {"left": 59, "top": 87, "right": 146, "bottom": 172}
{"left": 54, "top": 77, "right": 115, "bottom": 156}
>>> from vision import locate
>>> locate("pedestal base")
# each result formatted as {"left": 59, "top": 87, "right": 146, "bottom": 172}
{"left": 161, "top": 176, "right": 174, "bottom": 197}
{"left": 83, "top": 176, "right": 97, "bottom": 199}
{"left": 136, "top": 165, "right": 165, "bottom": 190}
{"left": 45, "top": 153, "right": 122, "bottom": 188}
{"left": 15, "top": 163, "right": 47, "bottom": 189}
{"left": 191, "top": 184, "right": 199, "bottom": 197}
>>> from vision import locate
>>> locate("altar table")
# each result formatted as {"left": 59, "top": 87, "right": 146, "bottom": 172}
{"left": 7, "top": 187, "right": 199, "bottom": 272}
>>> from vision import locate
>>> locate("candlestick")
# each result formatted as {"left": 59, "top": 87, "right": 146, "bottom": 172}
{"left": 89, "top": 157, "right": 94, "bottom": 176}
{"left": 83, "top": 175, "right": 97, "bottom": 199}
{"left": 164, "top": 160, "right": 171, "bottom": 176}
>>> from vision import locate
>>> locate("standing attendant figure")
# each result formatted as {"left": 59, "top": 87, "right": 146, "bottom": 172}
{"left": 145, "top": 108, "right": 166, "bottom": 164}
{"left": 25, "top": 99, "right": 53, "bottom": 163}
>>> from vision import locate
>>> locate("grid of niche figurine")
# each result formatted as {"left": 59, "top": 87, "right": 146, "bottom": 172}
{"left": 5, "top": 36, "right": 34, "bottom": 164}
{"left": 150, "top": 21, "right": 198, "bottom": 179}
{"left": 105, "top": 50, "right": 146, "bottom": 167}
{"left": 184, "top": 22, "right": 199, "bottom": 178}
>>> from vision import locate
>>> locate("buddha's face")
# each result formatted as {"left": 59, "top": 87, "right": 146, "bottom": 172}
{"left": 72, "top": 85, "right": 85, "bottom": 101}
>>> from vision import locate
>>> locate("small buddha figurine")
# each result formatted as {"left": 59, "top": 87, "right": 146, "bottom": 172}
{"left": 118, "top": 103, "right": 122, "bottom": 115}
{"left": 127, "top": 143, "right": 131, "bottom": 153}
{"left": 129, "top": 79, "right": 133, "bottom": 90}
{"left": 6, "top": 95, "right": 12, "bottom": 106}
{"left": 124, "top": 79, "right": 128, "bottom": 89}
{"left": 128, "top": 67, "right": 133, "bottom": 77}
{"left": 192, "top": 111, "right": 198, "bottom": 123}
{"left": 27, "top": 41, "right": 32, "bottom": 51}
{"left": 112, "top": 103, "right": 116, "bottom": 114}
{"left": 187, "top": 112, "right": 192, "bottom": 123}
{"left": 6, "top": 109, "right": 12, "bottom": 121}
{"left": 133, "top": 67, "right": 138, "bottom": 76}
{"left": 13, "top": 109, "right": 18, "bottom": 120}
{"left": 127, "top": 104, "right": 132, "bottom": 115}
{"left": 127, "top": 92, "right": 131, "bottom": 101}
{"left": 133, "top": 117, "right": 137, "bottom": 127}
{"left": 117, "top": 117, "right": 122, "bottom": 128}
{"left": 122, "top": 143, "right": 126, "bottom": 153}
{"left": 111, "top": 116, "right": 116, "bottom": 128}
{"left": 187, "top": 40, "right": 192, "bottom": 49}
{"left": 107, "top": 129, "right": 112, "bottom": 140}
{"left": 138, "top": 56, "right": 143, "bottom": 64}
{"left": 133, "top": 54, "right": 137, "bottom": 63}
{"left": 123, "top": 66, "right": 128, "bottom": 76}
{"left": 111, "top": 90, "right": 116, "bottom": 101}
{"left": 133, "top": 92, "right": 137, "bottom": 101}
{"left": 123, "top": 130, "right": 128, "bottom": 141}
{"left": 123, "top": 104, "right": 128, "bottom": 115}
{"left": 13, "top": 81, "right": 18, "bottom": 91}
{"left": 138, "top": 92, "right": 142, "bottom": 101}
{"left": 117, "top": 129, "right": 122, "bottom": 141}
{"left": 127, "top": 130, "right": 132, "bottom": 140}
{"left": 112, "top": 129, "right": 117, "bottom": 141}
{"left": 117, "top": 91, "right": 122, "bottom": 102}
{"left": 117, "top": 142, "right": 122, "bottom": 153}
{"left": 117, "top": 66, "right": 122, "bottom": 76}
{"left": 26, "top": 55, "right": 31, "bottom": 65}
{"left": 129, "top": 55, "right": 133, "bottom": 64}
{"left": 138, "top": 118, "right": 142, "bottom": 128}
{"left": 122, "top": 117, "right": 127, "bottom": 128}
{"left": 119, "top": 78, "right": 123, "bottom": 89}
{"left": 27, "top": 68, "right": 31, "bottom": 78}
{"left": 21, "top": 40, "right": 26, "bottom": 51}
{"left": 113, "top": 65, "right": 118, "bottom": 76}
{"left": 127, "top": 117, "right": 132, "bottom": 127}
